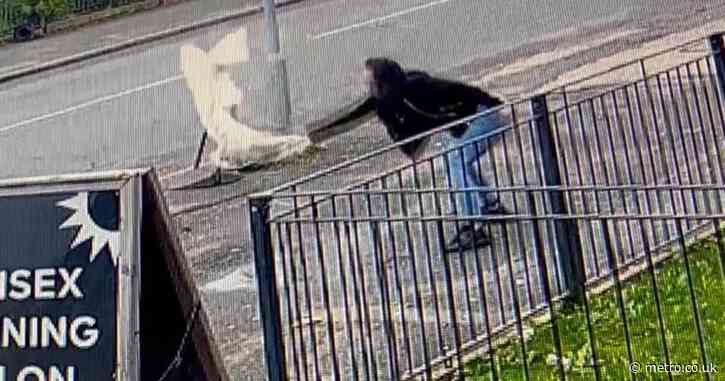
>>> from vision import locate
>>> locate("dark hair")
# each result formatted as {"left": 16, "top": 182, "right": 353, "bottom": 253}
{"left": 364, "top": 57, "right": 406, "bottom": 100}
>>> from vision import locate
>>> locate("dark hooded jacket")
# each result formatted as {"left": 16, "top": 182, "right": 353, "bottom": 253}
{"left": 316, "top": 58, "right": 503, "bottom": 158}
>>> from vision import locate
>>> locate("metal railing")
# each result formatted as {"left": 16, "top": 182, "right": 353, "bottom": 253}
{"left": 248, "top": 33, "right": 725, "bottom": 380}
{"left": 257, "top": 188, "right": 725, "bottom": 380}
{"left": 0, "top": 0, "right": 151, "bottom": 38}
{"left": 72, "top": 0, "right": 145, "bottom": 13}
{"left": 0, "top": 0, "right": 23, "bottom": 36}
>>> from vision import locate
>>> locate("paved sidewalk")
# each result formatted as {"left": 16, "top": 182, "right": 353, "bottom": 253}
{"left": 0, "top": 0, "right": 298, "bottom": 75}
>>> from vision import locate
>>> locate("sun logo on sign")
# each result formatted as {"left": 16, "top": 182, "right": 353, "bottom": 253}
{"left": 57, "top": 192, "right": 121, "bottom": 265}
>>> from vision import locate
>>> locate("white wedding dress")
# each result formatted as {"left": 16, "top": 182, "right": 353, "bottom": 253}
{"left": 180, "top": 27, "right": 311, "bottom": 170}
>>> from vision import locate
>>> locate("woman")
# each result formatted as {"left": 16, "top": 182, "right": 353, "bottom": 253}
{"left": 319, "top": 57, "right": 507, "bottom": 252}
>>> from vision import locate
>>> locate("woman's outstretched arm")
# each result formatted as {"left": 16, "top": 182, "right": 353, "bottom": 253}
{"left": 307, "top": 96, "right": 377, "bottom": 142}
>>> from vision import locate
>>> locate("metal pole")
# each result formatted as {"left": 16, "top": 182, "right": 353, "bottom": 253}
{"left": 709, "top": 33, "right": 725, "bottom": 101}
{"left": 263, "top": 0, "right": 293, "bottom": 131}
{"left": 193, "top": 131, "right": 208, "bottom": 169}
{"left": 263, "top": 0, "right": 281, "bottom": 54}
{"left": 530, "top": 94, "right": 586, "bottom": 303}
{"left": 250, "top": 196, "right": 287, "bottom": 381}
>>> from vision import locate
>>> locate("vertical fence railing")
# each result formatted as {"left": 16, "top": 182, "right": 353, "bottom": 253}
{"left": 531, "top": 94, "right": 585, "bottom": 302}
{"left": 250, "top": 34, "right": 725, "bottom": 380}
{"left": 72, "top": 0, "right": 144, "bottom": 13}
{"left": 250, "top": 196, "right": 287, "bottom": 381}
{"left": 0, "top": 0, "right": 154, "bottom": 37}
{"left": 0, "top": 0, "right": 22, "bottom": 37}
{"left": 255, "top": 186, "right": 725, "bottom": 380}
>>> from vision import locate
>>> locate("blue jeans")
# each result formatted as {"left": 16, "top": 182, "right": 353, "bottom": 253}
{"left": 446, "top": 106, "right": 502, "bottom": 218}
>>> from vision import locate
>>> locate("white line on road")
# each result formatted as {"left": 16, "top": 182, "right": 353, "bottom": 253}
{"left": 310, "top": 0, "right": 451, "bottom": 40}
{"left": 0, "top": 74, "right": 183, "bottom": 134}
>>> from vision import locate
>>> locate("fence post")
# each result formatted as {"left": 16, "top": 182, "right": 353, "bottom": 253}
{"left": 709, "top": 33, "right": 725, "bottom": 99}
{"left": 250, "top": 196, "right": 287, "bottom": 381}
{"left": 530, "top": 94, "right": 586, "bottom": 303}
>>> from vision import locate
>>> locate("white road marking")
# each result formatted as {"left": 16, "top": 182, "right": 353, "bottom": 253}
{"left": 310, "top": 0, "right": 452, "bottom": 40}
{"left": 0, "top": 74, "right": 183, "bottom": 134}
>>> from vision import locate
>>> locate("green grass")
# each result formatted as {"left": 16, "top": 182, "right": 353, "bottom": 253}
{"left": 465, "top": 235, "right": 725, "bottom": 380}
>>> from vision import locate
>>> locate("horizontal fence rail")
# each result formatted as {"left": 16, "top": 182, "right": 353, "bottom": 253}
{"left": 249, "top": 34, "right": 725, "bottom": 380}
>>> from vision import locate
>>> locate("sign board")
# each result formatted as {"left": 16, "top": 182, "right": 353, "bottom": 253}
{"left": 0, "top": 169, "right": 228, "bottom": 381}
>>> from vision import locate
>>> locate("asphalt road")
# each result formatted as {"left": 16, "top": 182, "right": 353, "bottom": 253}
{"left": 0, "top": 0, "right": 685, "bottom": 180}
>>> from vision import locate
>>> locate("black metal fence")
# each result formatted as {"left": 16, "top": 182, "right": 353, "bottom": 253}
{"left": 72, "top": 0, "right": 145, "bottom": 13}
{"left": 0, "top": 0, "right": 23, "bottom": 36}
{"left": 248, "top": 33, "right": 725, "bottom": 380}
{"left": 0, "top": 0, "right": 151, "bottom": 37}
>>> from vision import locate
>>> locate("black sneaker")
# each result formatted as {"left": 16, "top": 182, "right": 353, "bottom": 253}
{"left": 445, "top": 225, "right": 491, "bottom": 253}
{"left": 445, "top": 223, "right": 472, "bottom": 252}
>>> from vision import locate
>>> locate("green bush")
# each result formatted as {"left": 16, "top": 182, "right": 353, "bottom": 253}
{"left": 18, "top": 0, "right": 73, "bottom": 33}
